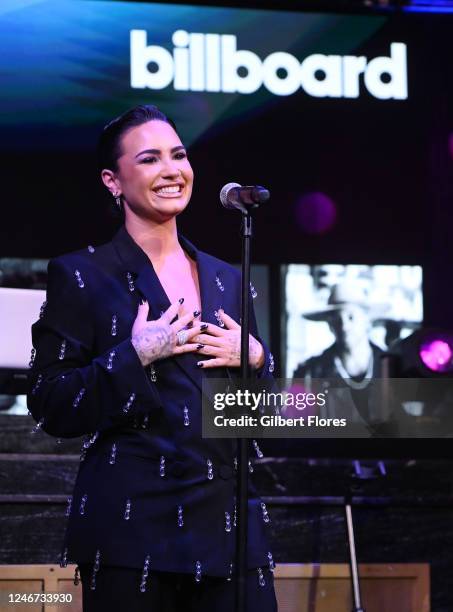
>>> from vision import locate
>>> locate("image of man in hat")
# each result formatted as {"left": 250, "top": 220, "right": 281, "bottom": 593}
{"left": 292, "top": 282, "right": 385, "bottom": 384}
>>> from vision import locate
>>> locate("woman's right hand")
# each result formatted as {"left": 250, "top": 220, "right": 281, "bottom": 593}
{"left": 131, "top": 299, "right": 204, "bottom": 367}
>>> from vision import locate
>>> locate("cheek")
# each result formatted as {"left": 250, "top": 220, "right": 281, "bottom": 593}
{"left": 183, "top": 162, "right": 194, "bottom": 183}
{"left": 119, "top": 165, "right": 147, "bottom": 187}
{"left": 350, "top": 320, "right": 368, "bottom": 338}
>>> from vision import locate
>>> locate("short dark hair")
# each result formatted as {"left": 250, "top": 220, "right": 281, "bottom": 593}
{"left": 97, "top": 104, "right": 178, "bottom": 172}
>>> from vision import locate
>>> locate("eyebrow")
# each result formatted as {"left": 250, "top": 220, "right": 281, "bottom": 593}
{"left": 135, "top": 145, "right": 186, "bottom": 158}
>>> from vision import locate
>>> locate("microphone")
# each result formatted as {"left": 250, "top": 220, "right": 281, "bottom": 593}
{"left": 220, "top": 182, "right": 270, "bottom": 212}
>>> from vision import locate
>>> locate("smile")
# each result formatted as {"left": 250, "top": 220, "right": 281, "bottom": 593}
{"left": 154, "top": 185, "right": 183, "bottom": 196}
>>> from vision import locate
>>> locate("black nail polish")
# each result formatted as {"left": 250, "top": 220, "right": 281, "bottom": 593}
{"left": 179, "top": 297, "right": 184, "bottom": 304}
{"left": 170, "top": 315, "right": 178, "bottom": 324}
{"left": 193, "top": 310, "right": 201, "bottom": 317}
{"left": 186, "top": 321, "right": 193, "bottom": 329}
{"left": 196, "top": 344, "right": 204, "bottom": 350}
{"left": 200, "top": 323, "right": 208, "bottom": 331}
{"left": 197, "top": 362, "right": 204, "bottom": 368}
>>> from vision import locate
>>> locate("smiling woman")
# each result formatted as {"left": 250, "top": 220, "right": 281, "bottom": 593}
{"left": 26, "top": 104, "right": 276, "bottom": 611}
{"left": 101, "top": 116, "right": 194, "bottom": 225}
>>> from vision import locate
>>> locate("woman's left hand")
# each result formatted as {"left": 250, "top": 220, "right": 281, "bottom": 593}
{"left": 192, "top": 309, "right": 265, "bottom": 370}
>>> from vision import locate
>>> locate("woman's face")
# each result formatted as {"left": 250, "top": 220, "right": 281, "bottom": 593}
{"left": 107, "top": 120, "right": 194, "bottom": 222}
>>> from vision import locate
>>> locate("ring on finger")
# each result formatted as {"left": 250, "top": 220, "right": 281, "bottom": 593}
{"left": 177, "top": 330, "right": 189, "bottom": 346}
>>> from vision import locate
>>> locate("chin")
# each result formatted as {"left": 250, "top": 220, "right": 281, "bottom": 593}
{"left": 151, "top": 200, "right": 189, "bottom": 220}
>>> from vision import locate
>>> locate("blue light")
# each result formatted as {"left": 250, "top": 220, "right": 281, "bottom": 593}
{"left": 404, "top": 6, "right": 453, "bottom": 12}
{"left": 404, "top": 0, "right": 453, "bottom": 12}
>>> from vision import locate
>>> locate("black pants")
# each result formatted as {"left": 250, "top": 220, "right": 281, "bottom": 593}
{"left": 79, "top": 564, "right": 278, "bottom": 612}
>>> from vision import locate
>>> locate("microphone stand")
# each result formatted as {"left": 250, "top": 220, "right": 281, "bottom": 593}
{"left": 235, "top": 211, "right": 252, "bottom": 612}
{"left": 222, "top": 184, "right": 269, "bottom": 612}
{"left": 345, "top": 499, "right": 366, "bottom": 612}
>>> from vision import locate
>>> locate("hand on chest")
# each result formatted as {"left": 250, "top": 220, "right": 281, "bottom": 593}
{"left": 89, "top": 241, "right": 239, "bottom": 359}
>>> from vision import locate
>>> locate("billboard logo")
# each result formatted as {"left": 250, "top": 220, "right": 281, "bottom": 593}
{"left": 130, "top": 29, "right": 407, "bottom": 100}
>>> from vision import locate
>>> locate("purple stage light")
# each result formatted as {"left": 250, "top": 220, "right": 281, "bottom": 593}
{"left": 419, "top": 338, "right": 453, "bottom": 373}
{"left": 295, "top": 192, "right": 337, "bottom": 235}
{"left": 284, "top": 382, "right": 319, "bottom": 418}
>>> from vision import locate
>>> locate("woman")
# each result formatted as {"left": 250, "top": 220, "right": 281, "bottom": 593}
{"left": 27, "top": 105, "right": 277, "bottom": 611}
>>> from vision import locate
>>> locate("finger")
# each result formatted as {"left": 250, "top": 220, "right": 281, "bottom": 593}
{"left": 161, "top": 299, "right": 185, "bottom": 324}
{"left": 194, "top": 345, "right": 221, "bottom": 357}
{"left": 197, "top": 358, "right": 227, "bottom": 369}
{"left": 199, "top": 322, "right": 224, "bottom": 337}
{"left": 218, "top": 309, "right": 240, "bottom": 330}
{"left": 134, "top": 300, "right": 150, "bottom": 324}
{"left": 173, "top": 342, "right": 202, "bottom": 355}
{"left": 172, "top": 312, "right": 194, "bottom": 331}
{"left": 188, "top": 332, "right": 223, "bottom": 346}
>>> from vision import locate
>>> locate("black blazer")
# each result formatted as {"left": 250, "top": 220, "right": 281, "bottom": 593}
{"left": 27, "top": 225, "right": 275, "bottom": 579}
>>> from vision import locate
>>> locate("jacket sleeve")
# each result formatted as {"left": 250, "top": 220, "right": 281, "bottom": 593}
{"left": 27, "top": 257, "right": 161, "bottom": 438}
{"left": 230, "top": 268, "right": 275, "bottom": 380}
{"left": 249, "top": 293, "right": 275, "bottom": 380}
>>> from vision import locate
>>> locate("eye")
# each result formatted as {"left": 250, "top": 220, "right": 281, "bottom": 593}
{"left": 174, "top": 151, "right": 187, "bottom": 160}
{"left": 140, "top": 156, "right": 158, "bottom": 164}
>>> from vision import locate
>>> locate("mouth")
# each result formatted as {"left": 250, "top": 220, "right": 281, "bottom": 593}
{"left": 153, "top": 184, "right": 184, "bottom": 198}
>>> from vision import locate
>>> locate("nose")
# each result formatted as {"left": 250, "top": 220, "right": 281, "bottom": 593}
{"left": 339, "top": 312, "right": 354, "bottom": 332}
{"left": 160, "top": 156, "right": 181, "bottom": 178}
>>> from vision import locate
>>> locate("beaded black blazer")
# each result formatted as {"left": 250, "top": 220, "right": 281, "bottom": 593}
{"left": 27, "top": 225, "right": 275, "bottom": 586}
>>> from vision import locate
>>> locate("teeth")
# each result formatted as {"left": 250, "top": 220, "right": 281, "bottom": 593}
{"left": 156, "top": 186, "right": 181, "bottom": 194}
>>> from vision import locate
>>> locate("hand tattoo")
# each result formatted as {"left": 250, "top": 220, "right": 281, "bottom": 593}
{"left": 226, "top": 335, "right": 241, "bottom": 362}
{"left": 224, "top": 333, "right": 263, "bottom": 369}
{"left": 131, "top": 322, "right": 175, "bottom": 366}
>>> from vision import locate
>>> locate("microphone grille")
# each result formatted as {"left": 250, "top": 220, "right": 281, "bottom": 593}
{"left": 220, "top": 182, "right": 241, "bottom": 208}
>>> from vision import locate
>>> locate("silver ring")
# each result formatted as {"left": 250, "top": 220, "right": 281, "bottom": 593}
{"left": 177, "top": 330, "right": 189, "bottom": 346}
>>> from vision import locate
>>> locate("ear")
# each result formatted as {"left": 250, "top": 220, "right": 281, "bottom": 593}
{"left": 101, "top": 169, "right": 121, "bottom": 195}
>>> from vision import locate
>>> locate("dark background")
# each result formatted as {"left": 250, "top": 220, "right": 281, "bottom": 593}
{"left": 2, "top": 5, "right": 453, "bottom": 609}
{"left": 2, "top": 2, "right": 453, "bottom": 457}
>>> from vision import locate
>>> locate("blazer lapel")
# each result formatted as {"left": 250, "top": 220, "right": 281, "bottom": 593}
{"left": 178, "top": 236, "right": 223, "bottom": 328}
{"left": 183, "top": 239, "right": 239, "bottom": 391}
{"left": 111, "top": 225, "right": 170, "bottom": 321}
{"left": 176, "top": 236, "right": 230, "bottom": 389}
{"left": 111, "top": 226, "right": 232, "bottom": 394}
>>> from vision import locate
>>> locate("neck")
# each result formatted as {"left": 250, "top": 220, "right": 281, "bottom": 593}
{"left": 124, "top": 212, "right": 181, "bottom": 262}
